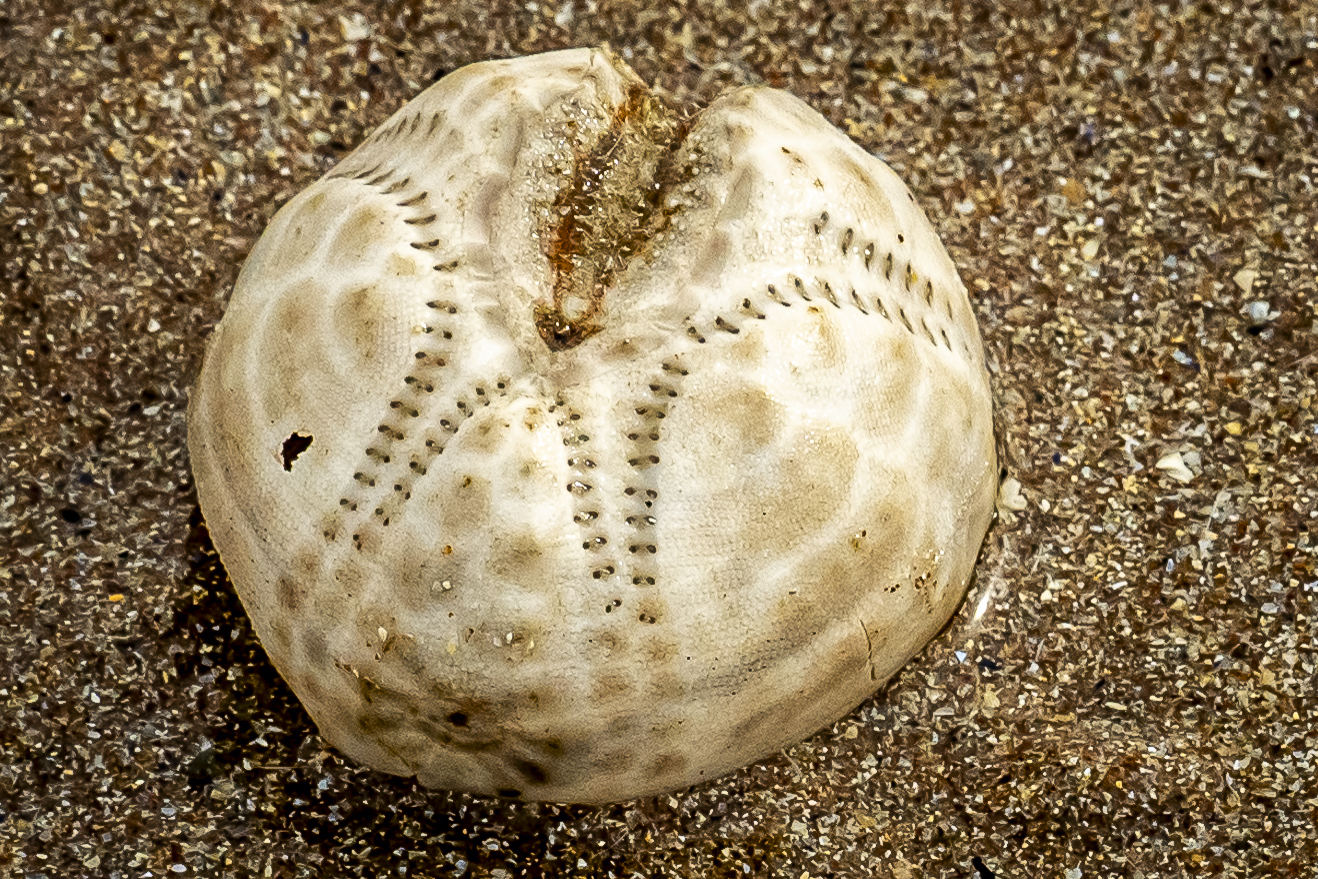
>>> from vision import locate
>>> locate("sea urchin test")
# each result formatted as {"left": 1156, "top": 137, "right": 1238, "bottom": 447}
{"left": 188, "top": 47, "right": 997, "bottom": 804}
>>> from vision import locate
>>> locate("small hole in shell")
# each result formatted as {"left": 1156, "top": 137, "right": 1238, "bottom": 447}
{"left": 280, "top": 433, "right": 313, "bottom": 471}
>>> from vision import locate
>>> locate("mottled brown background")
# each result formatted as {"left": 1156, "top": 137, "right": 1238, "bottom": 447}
{"left": 2, "top": 1, "right": 1315, "bottom": 877}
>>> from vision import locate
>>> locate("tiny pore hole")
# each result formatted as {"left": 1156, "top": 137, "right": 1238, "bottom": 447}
{"left": 281, "top": 432, "right": 313, "bottom": 471}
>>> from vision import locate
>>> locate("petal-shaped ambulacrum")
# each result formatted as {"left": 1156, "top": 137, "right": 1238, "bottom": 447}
{"left": 188, "top": 47, "right": 996, "bottom": 804}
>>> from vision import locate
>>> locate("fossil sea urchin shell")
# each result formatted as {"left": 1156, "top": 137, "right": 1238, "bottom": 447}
{"left": 188, "top": 47, "right": 997, "bottom": 804}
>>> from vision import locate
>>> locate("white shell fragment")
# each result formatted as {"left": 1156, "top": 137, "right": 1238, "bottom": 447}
{"left": 188, "top": 47, "right": 997, "bottom": 804}
{"left": 1155, "top": 451, "right": 1195, "bottom": 484}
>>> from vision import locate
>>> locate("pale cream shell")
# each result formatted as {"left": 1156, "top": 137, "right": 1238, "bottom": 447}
{"left": 188, "top": 47, "right": 997, "bottom": 803}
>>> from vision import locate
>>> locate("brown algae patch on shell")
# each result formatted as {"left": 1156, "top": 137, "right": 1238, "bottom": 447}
{"left": 187, "top": 47, "right": 997, "bottom": 804}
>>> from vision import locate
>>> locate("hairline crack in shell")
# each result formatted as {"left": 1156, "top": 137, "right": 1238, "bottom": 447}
{"left": 187, "top": 46, "right": 997, "bottom": 804}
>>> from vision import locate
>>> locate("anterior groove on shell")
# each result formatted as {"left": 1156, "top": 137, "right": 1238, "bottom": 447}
{"left": 535, "top": 82, "right": 688, "bottom": 351}
{"left": 187, "top": 47, "right": 997, "bottom": 805}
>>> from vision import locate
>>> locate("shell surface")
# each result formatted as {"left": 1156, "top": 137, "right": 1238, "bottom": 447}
{"left": 187, "top": 47, "right": 997, "bottom": 804}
